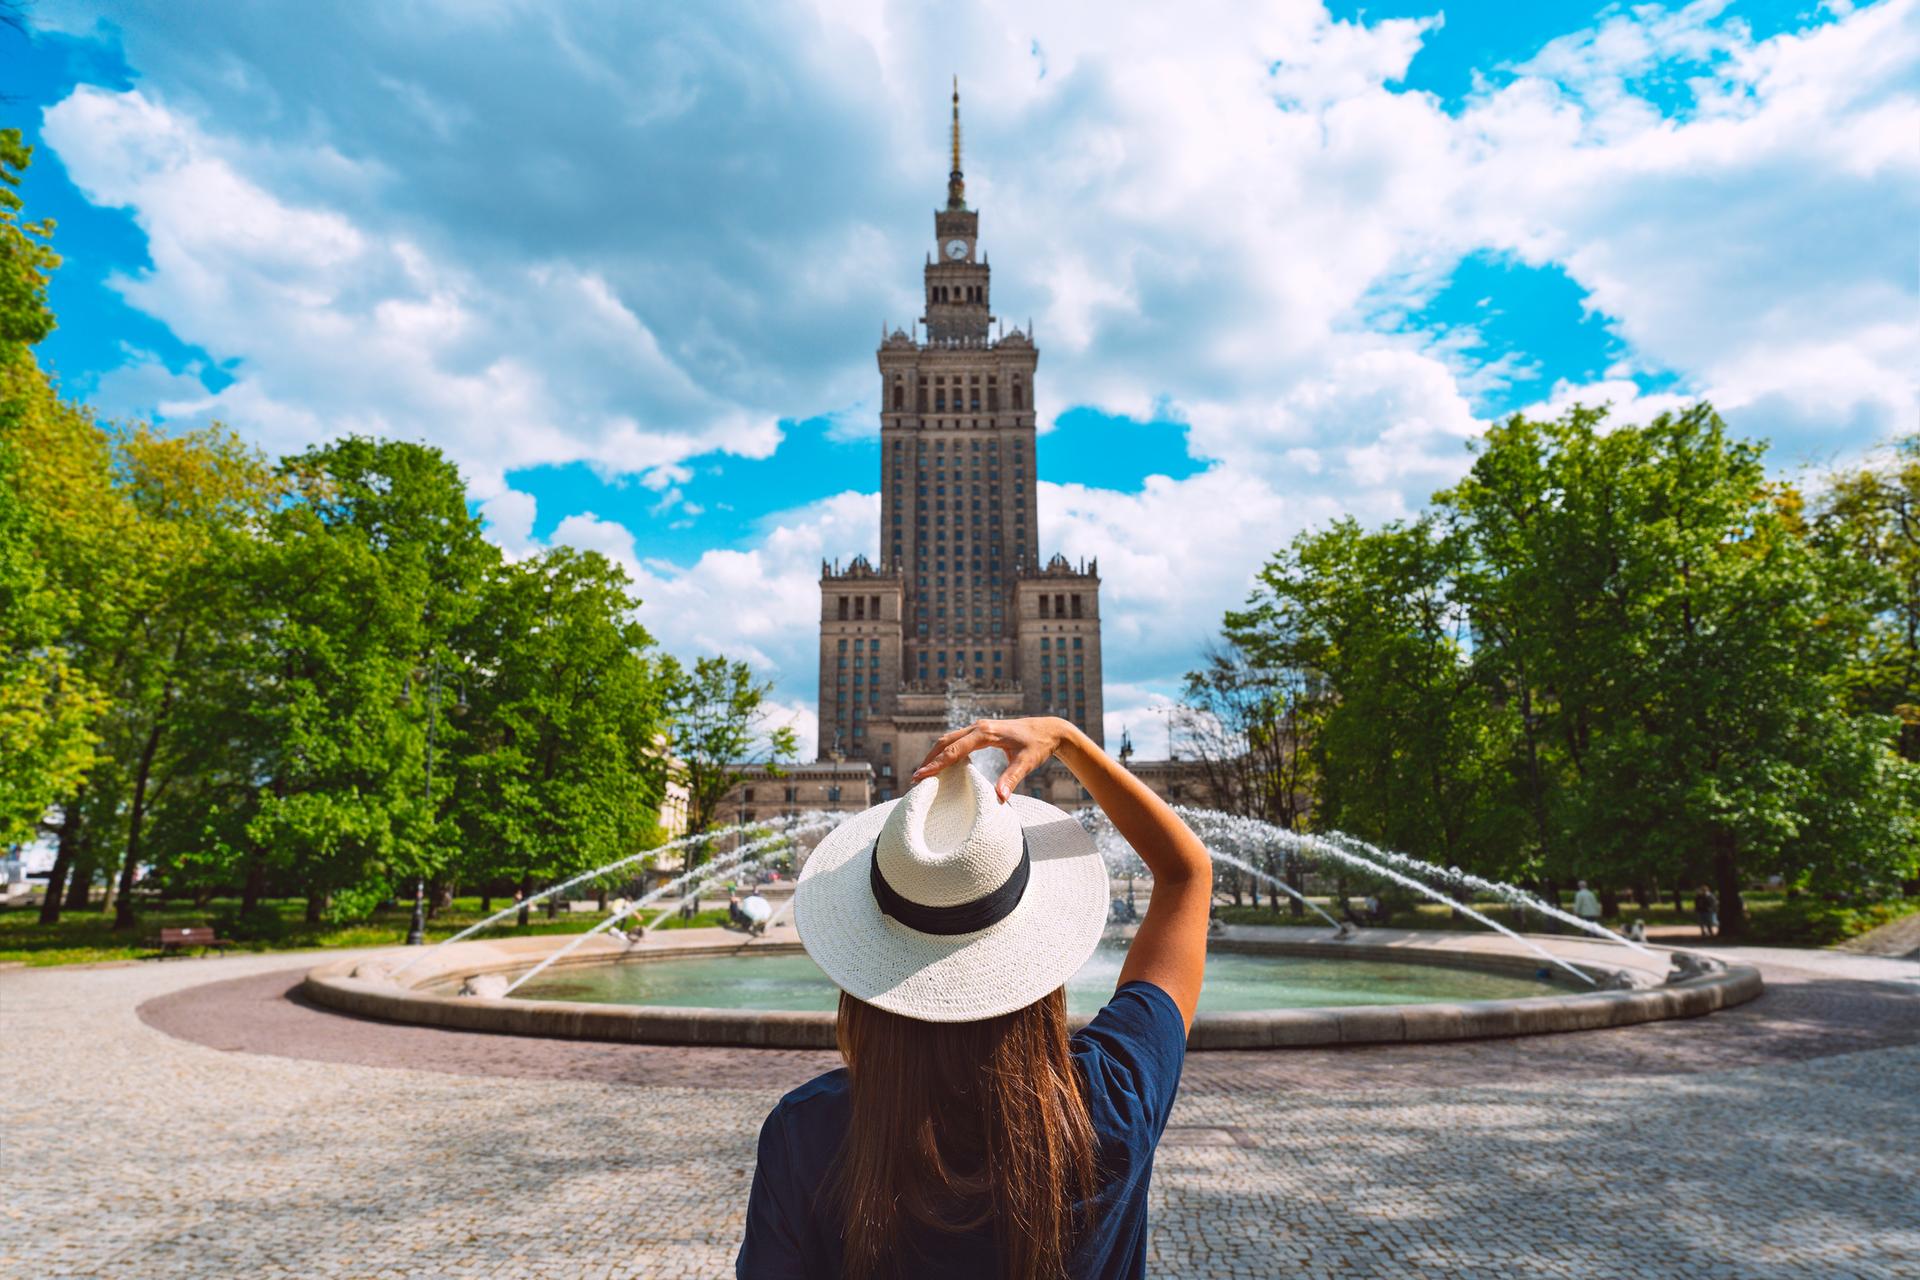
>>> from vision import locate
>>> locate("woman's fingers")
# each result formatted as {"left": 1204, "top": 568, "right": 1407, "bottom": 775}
{"left": 911, "top": 726, "right": 992, "bottom": 780}
{"left": 927, "top": 724, "right": 972, "bottom": 753}
{"left": 994, "top": 745, "right": 1050, "bottom": 802}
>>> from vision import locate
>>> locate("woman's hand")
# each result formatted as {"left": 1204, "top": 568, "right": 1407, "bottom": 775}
{"left": 910, "top": 716, "right": 1079, "bottom": 803}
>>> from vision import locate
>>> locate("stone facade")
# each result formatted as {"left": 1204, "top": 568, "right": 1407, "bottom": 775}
{"left": 818, "top": 86, "right": 1103, "bottom": 799}
{"left": 719, "top": 761, "right": 873, "bottom": 830}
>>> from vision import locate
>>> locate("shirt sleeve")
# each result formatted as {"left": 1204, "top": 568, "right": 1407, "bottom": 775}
{"left": 1074, "top": 980, "right": 1189, "bottom": 1140}
{"left": 736, "top": 1104, "right": 808, "bottom": 1280}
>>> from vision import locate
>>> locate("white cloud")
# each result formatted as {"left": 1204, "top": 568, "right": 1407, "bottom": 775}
{"left": 29, "top": 0, "right": 1918, "bottom": 748}
{"left": 41, "top": 85, "right": 782, "bottom": 494}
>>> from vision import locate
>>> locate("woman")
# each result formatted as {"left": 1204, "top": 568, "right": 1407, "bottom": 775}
{"left": 737, "top": 716, "right": 1211, "bottom": 1280}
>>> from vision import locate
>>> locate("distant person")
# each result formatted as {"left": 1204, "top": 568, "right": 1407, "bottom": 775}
{"left": 1694, "top": 885, "right": 1718, "bottom": 938}
{"left": 1626, "top": 918, "right": 1648, "bottom": 943}
{"left": 728, "top": 892, "right": 748, "bottom": 930}
{"left": 1572, "top": 880, "right": 1602, "bottom": 926}
{"left": 1363, "top": 893, "right": 1384, "bottom": 926}
{"left": 737, "top": 716, "right": 1211, "bottom": 1280}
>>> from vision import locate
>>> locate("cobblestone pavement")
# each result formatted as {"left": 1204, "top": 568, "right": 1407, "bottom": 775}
{"left": 4, "top": 950, "right": 1917, "bottom": 1279}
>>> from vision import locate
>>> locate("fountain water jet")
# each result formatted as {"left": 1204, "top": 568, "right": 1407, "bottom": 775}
{"left": 396, "top": 811, "right": 838, "bottom": 980}
{"left": 1173, "top": 809, "right": 1597, "bottom": 986}
{"left": 498, "top": 847, "right": 776, "bottom": 997}
{"left": 1325, "top": 831, "right": 1658, "bottom": 957}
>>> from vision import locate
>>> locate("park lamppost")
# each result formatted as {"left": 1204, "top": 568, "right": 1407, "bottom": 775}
{"left": 406, "top": 657, "right": 460, "bottom": 947}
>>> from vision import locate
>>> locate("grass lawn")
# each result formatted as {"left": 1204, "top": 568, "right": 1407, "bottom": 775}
{"left": 1213, "top": 891, "right": 1919, "bottom": 946}
{"left": 0, "top": 894, "right": 666, "bottom": 967}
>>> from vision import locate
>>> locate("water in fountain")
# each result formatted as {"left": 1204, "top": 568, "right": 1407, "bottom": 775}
{"left": 500, "top": 848, "right": 768, "bottom": 997}
{"left": 1205, "top": 847, "right": 1346, "bottom": 932}
{"left": 1325, "top": 831, "right": 1658, "bottom": 957}
{"left": 945, "top": 681, "right": 1009, "bottom": 783}
{"left": 395, "top": 810, "right": 840, "bottom": 980}
{"left": 1173, "top": 808, "right": 1596, "bottom": 985}
{"left": 416, "top": 746, "right": 1607, "bottom": 997}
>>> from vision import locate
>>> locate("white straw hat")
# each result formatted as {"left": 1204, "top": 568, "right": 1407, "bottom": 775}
{"left": 794, "top": 762, "right": 1109, "bottom": 1022}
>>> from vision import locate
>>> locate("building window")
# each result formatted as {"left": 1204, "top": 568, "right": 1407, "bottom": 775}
{"left": 827, "top": 785, "right": 841, "bottom": 802}
{"left": 838, "top": 598, "right": 849, "bottom": 620}
{"left": 743, "top": 788, "right": 755, "bottom": 802}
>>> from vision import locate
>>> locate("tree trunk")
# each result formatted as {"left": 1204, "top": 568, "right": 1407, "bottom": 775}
{"left": 546, "top": 892, "right": 559, "bottom": 920}
{"left": 39, "top": 802, "right": 84, "bottom": 925}
{"left": 1539, "top": 878, "right": 1561, "bottom": 933}
{"left": 516, "top": 871, "right": 532, "bottom": 927}
{"left": 242, "top": 856, "right": 266, "bottom": 914}
{"left": 1286, "top": 854, "right": 1305, "bottom": 919}
{"left": 1712, "top": 839, "right": 1746, "bottom": 938}
{"left": 596, "top": 885, "right": 609, "bottom": 911}
{"left": 1598, "top": 887, "right": 1620, "bottom": 919}
{"left": 113, "top": 654, "right": 180, "bottom": 930}
{"left": 480, "top": 889, "right": 492, "bottom": 914}
{"left": 65, "top": 858, "right": 93, "bottom": 910}
{"left": 305, "top": 890, "right": 326, "bottom": 924}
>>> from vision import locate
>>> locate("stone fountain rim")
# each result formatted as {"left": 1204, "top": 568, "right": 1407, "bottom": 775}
{"left": 302, "top": 924, "right": 1762, "bottom": 1051}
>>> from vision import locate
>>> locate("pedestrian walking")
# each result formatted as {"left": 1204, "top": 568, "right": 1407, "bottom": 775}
{"left": 1572, "top": 880, "right": 1603, "bottom": 926}
{"left": 1694, "top": 884, "right": 1718, "bottom": 938}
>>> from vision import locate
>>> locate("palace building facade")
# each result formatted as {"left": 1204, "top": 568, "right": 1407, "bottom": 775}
{"left": 816, "top": 84, "right": 1104, "bottom": 800}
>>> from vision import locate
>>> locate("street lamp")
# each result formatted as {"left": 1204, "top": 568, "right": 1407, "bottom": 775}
{"left": 406, "top": 657, "right": 462, "bottom": 946}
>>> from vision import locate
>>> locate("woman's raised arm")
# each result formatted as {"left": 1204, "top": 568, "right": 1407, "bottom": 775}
{"left": 911, "top": 717, "right": 1212, "bottom": 1027}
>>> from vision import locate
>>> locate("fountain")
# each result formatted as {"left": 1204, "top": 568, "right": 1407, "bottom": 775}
{"left": 307, "top": 758, "right": 1763, "bottom": 1049}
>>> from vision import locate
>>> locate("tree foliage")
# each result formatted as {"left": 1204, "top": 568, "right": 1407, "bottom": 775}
{"left": 665, "top": 654, "right": 798, "bottom": 847}
{"left": 1228, "top": 404, "right": 1916, "bottom": 935}
{"left": 0, "top": 139, "right": 761, "bottom": 924}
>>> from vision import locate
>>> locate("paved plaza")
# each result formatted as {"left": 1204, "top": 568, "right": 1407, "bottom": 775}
{"left": 4, "top": 946, "right": 1917, "bottom": 1279}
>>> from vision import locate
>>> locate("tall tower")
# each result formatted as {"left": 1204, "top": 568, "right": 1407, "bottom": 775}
{"left": 819, "top": 81, "right": 1105, "bottom": 797}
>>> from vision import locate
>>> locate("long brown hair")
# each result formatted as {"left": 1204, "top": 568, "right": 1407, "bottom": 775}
{"left": 831, "top": 988, "right": 1099, "bottom": 1280}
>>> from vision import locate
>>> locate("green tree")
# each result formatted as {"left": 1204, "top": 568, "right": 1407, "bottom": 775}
{"left": 664, "top": 654, "right": 797, "bottom": 862}
{"left": 87, "top": 425, "right": 279, "bottom": 927}
{"left": 0, "top": 129, "right": 111, "bottom": 879}
{"left": 1811, "top": 435, "right": 1920, "bottom": 760}
{"left": 1176, "top": 633, "right": 1321, "bottom": 912}
{"left": 1233, "top": 517, "right": 1511, "bottom": 875}
{"left": 1227, "top": 404, "right": 1915, "bottom": 934}
{"left": 450, "top": 547, "right": 672, "bottom": 918}
{"left": 1441, "top": 404, "right": 1913, "bottom": 931}
{"left": 185, "top": 438, "right": 495, "bottom": 922}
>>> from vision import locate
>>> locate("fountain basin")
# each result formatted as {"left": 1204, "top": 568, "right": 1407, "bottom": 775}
{"left": 303, "top": 924, "right": 1762, "bottom": 1050}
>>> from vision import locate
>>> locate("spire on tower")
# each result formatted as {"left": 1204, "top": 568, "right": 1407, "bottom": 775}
{"left": 947, "top": 75, "right": 966, "bottom": 211}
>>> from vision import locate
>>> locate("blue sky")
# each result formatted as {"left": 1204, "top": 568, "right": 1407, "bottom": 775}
{"left": 11, "top": 0, "right": 1917, "bottom": 754}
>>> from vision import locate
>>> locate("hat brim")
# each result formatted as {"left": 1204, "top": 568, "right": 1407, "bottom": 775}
{"left": 793, "top": 794, "right": 1110, "bottom": 1022}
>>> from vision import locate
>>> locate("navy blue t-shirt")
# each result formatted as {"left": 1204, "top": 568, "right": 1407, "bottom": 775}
{"left": 736, "top": 980, "right": 1188, "bottom": 1279}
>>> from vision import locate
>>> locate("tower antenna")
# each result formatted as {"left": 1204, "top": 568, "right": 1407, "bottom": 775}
{"left": 947, "top": 76, "right": 966, "bottom": 210}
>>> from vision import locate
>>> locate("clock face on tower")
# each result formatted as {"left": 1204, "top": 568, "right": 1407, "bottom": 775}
{"left": 944, "top": 238, "right": 968, "bottom": 261}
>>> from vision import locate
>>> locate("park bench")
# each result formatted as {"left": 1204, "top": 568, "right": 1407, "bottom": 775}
{"left": 148, "top": 925, "right": 234, "bottom": 958}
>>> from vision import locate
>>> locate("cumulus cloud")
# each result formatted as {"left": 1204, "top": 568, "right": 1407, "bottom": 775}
{"left": 29, "top": 0, "right": 1918, "bottom": 745}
